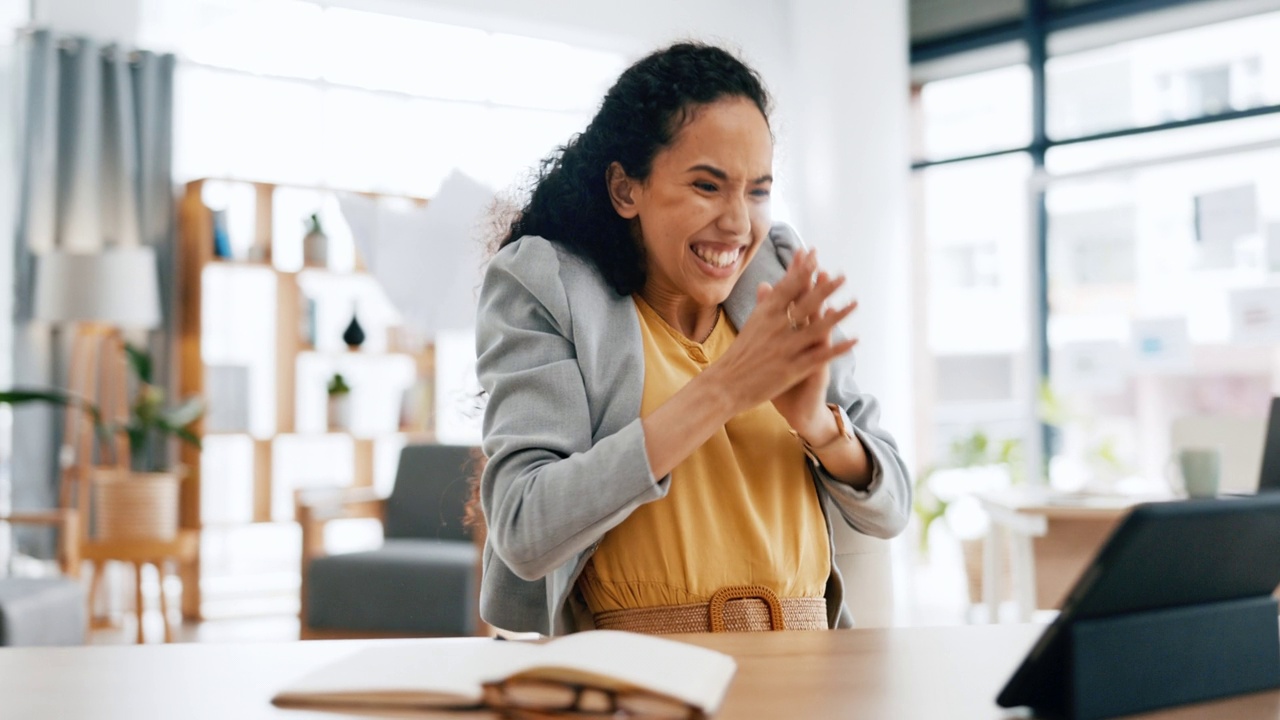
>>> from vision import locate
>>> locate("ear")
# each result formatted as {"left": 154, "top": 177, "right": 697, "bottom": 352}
{"left": 606, "top": 161, "right": 640, "bottom": 219}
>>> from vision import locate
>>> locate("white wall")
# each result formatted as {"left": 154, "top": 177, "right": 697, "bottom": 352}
{"left": 785, "top": 0, "right": 914, "bottom": 627}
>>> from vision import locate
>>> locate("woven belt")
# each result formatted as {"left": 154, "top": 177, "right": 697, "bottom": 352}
{"left": 593, "top": 585, "right": 828, "bottom": 634}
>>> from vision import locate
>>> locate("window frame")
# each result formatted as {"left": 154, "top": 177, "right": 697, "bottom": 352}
{"left": 911, "top": 0, "right": 1280, "bottom": 469}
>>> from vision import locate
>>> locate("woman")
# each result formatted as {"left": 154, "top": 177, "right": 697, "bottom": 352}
{"left": 476, "top": 42, "right": 910, "bottom": 636}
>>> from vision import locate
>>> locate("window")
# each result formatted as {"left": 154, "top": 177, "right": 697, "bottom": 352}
{"left": 150, "top": 1, "right": 626, "bottom": 195}
{"left": 1047, "top": 10, "right": 1280, "bottom": 139}
{"left": 914, "top": 1, "right": 1280, "bottom": 493}
{"left": 913, "top": 65, "right": 1036, "bottom": 463}
{"left": 917, "top": 64, "right": 1032, "bottom": 162}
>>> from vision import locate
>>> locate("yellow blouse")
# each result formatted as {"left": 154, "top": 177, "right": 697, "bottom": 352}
{"left": 577, "top": 295, "right": 831, "bottom": 613}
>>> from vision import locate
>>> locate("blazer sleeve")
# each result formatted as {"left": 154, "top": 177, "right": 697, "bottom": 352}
{"left": 769, "top": 224, "right": 913, "bottom": 539}
{"left": 475, "top": 238, "right": 670, "bottom": 581}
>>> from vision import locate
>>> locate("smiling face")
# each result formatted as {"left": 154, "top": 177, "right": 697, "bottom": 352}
{"left": 608, "top": 96, "right": 773, "bottom": 328}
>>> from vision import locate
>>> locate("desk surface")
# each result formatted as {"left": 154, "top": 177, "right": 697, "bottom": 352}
{"left": 978, "top": 486, "right": 1169, "bottom": 519}
{"left": 3, "top": 625, "right": 1280, "bottom": 720}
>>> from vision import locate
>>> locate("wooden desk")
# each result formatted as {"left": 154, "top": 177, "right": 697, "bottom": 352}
{"left": 3, "top": 626, "right": 1280, "bottom": 719}
{"left": 977, "top": 487, "right": 1156, "bottom": 622}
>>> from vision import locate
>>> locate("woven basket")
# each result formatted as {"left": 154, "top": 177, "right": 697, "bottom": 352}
{"left": 90, "top": 468, "right": 184, "bottom": 542}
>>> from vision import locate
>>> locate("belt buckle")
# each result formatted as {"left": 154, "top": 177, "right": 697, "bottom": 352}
{"left": 707, "top": 585, "right": 786, "bottom": 632}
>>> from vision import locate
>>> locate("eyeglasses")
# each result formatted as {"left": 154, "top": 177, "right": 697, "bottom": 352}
{"left": 481, "top": 677, "right": 704, "bottom": 719}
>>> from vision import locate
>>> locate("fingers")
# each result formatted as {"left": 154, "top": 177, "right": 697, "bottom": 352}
{"left": 771, "top": 250, "right": 851, "bottom": 328}
{"left": 791, "top": 298, "right": 857, "bottom": 340}
{"left": 769, "top": 248, "right": 819, "bottom": 305}
{"left": 791, "top": 271, "right": 846, "bottom": 321}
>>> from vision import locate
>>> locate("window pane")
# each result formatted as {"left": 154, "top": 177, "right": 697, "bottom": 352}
{"left": 1047, "top": 10, "right": 1280, "bottom": 140}
{"left": 917, "top": 153, "right": 1036, "bottom": 466}
{"left": 173, "top": 66, "right": 325, "bottom": 185}
{"left": 0, "top": 0, "right": 26, "bottom": 37}
{"left": 1045, "top": 141, "right": 1280, "bottom": 491}
{"left": 487, "top": 33, "right": 624, "bottom": 112}
{"left": 321, "top": 9, "right": 490, "bottom": 102}
{"left": 918, "top": 64, "right": 1031, "bottom": 161}
{"left": 923, "top": 154, "right": 1033, "bottom": 354}
{"left": 156, "top": 0, "right": 324, "bottom": 80}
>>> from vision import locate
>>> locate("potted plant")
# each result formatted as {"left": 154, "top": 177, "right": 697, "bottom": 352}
{"left": 0, "top": 342, "right": 204, "bottom": 542}
{"left": 327, "top": 373, "right": 352, "bottom": 432}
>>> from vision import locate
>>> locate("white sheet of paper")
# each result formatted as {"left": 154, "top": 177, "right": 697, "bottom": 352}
{"left": 1054, "top": 340, "right": 1129, "bottom": 395}
{"left": 339, "top": 170, "right": 494, "bottom": 337}
{"left": 1229, "top": 286, "right": 1280, "bottom": 344}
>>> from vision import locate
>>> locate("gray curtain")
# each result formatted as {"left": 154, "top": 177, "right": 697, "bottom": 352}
{"left": 9, "top": 30, "right": 175, "bottom": 557}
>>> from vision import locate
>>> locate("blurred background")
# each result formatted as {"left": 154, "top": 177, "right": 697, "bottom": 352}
{"left": 1, "top": 0, "right": 1278, "bottom": 644}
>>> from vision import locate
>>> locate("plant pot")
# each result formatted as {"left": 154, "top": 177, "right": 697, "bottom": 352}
{"left": 90, "top": 468, "right": 185, "bottom": 542}
{"left": 327, "top": 393, "right": 351, "bottom": 432}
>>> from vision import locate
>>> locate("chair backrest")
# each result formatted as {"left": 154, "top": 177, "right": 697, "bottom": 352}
{"left": 384, "top": 444, "right": 478, "bottom": 542}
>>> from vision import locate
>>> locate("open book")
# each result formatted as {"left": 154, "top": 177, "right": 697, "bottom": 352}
{"left": 272, "top": 630, "right": 737, "bottom": 715}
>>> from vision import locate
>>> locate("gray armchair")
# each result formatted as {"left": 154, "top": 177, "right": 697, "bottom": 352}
{"left": 0, "top": 509, "right": 86, "bottom": 646}
{"left": 295, "top": 444, "right": 483, "bottom": 639}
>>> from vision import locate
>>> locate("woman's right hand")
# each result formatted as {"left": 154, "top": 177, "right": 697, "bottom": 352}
{"left": 640, "top": 248, "right": 856, "bottom": 481}
{"left": 705, "top": 248, "right": 858, "bottom": 416}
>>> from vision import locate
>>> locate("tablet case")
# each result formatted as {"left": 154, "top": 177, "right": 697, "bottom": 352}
{"left": 997, "top": 494, "right": 1280, "bottom": 719}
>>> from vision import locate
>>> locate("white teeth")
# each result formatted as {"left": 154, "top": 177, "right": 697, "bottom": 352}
{"left": 694, "top": 246, "right": 739, "bottom": 268}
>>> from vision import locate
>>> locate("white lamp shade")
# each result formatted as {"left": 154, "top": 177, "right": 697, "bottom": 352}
{"left": 34, "top": 247, "right": 162, "bottom": 329}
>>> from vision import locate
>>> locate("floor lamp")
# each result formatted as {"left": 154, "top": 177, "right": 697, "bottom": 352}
{"left": 33, "top": 247, "right": 162, "bottom": 549}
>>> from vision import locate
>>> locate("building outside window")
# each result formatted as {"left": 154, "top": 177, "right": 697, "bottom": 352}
{"left": 914, "top": 2, "right": 1280, "bottom": 499}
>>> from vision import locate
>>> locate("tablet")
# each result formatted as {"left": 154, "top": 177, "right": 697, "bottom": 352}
{"left": 996, "top": 493, "right": 1280, "bottom": 713}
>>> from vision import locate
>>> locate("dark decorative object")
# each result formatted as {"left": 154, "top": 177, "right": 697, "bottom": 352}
{"left": 343, "top": 312, "right": 366, "bottom": 350}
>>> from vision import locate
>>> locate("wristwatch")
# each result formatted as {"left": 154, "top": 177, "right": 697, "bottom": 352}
{"left": 796, "top": 403, "right": 854, "bottom": 464}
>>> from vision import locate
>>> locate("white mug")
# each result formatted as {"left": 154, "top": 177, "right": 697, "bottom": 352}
{"left": 1169, "top": 448, "right": 1221, "bottom": 499}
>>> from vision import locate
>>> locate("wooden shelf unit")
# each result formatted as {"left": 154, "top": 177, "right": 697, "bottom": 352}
{"left": 176, "top": 179, "right": 434, "bottom": 619}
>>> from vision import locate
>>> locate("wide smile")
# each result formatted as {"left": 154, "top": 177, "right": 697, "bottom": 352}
{"left": 690, "top": 242, "right": 746, "bottom": 278}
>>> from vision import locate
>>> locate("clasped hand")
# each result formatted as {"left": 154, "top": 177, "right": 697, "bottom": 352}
{"left": 709, "top": 248, "right": 859, "bottom": 443}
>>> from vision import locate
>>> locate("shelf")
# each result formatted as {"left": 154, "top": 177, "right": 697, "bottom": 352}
{"left": 179, "top": 177, "right": 436, "bottom": 620}
{"left": 273, "top": 430, "right": 423, "bottom": 441}
{"left": 199, "top": 519, "right": 303, "bottom": 531}
{"left": 298, "top": 266, "right": 369, "bottom": 276}
{"left": 297, "top": 348, "right": 415, "bottom": 360}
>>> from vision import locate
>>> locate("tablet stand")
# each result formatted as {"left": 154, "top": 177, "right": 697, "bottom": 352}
{"left": 1062, "top": 596, "right": 1280, "bottom": 720}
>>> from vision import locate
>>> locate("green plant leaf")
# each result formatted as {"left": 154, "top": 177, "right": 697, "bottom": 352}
{"left": 170, "top": 425, "right": 202, "bottom": 450}
{"left": 124, "top": 342, "right": 153, "bottom": 385}
{"left": 161, "top": 397, "right": 205, "bottom": 428}
{"left": 0, "top": 388, "right": 77, "bottom": 406}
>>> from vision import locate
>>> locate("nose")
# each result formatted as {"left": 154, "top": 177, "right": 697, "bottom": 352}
{"left": 716, "top": 192, "right": 750, "bottom": 237}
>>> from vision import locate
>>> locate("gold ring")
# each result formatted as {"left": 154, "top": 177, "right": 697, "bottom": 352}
{"left": 786, "top": 302, "right": 806, "bottom": 331}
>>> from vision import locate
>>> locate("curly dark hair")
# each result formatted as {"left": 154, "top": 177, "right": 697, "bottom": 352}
{"left": 497, "top": 42, "right": 772, "bottom": 295}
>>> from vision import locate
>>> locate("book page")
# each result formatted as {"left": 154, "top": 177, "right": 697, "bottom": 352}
{"left": 273, "top": 631, "right": 737, "bottom": 714}
{"left": 273, "top": 638, "right": 539, "bottom": 709}
{"left": 506, "top": 631, "right": 737, "bottom": 714}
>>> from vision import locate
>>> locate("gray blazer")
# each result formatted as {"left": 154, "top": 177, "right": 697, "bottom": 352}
{"left": 475, "top": 223, "right": 912, "bottom": 635}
